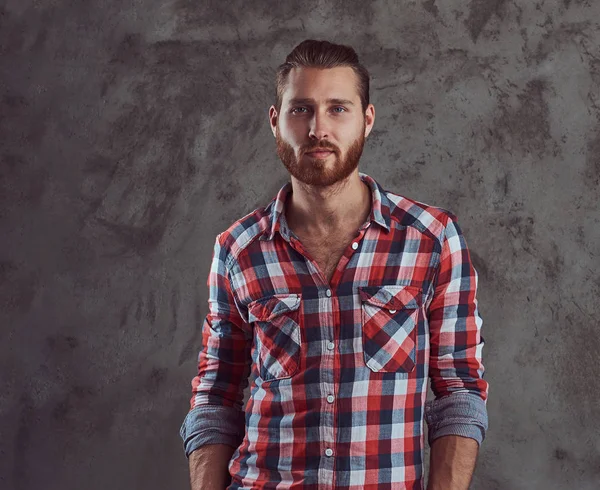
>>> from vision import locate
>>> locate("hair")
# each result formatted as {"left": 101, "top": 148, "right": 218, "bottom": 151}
{"left": 275, "top": 39, "right": 370, "bottom": 113}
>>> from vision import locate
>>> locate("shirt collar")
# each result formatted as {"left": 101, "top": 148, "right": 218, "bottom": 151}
{"left": 260, "top": 172, "right": 392, "bottom": 242}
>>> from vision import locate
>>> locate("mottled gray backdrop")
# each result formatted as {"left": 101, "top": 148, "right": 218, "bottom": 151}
{"left": 1, "top": 1, "right": 599, "bottom": 489}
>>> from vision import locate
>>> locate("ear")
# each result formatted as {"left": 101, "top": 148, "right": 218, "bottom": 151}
{"left": 269, "top": 105, "right": 278, "bottom": 138}
{"left": 364, "top": 103, "right": 375, "bottom": 138}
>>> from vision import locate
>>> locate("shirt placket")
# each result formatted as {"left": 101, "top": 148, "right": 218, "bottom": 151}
{"left": 318, "top": 285, "right": 336, "bottom": 488}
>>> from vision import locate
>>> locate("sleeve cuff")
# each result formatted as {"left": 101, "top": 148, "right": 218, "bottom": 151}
{"left": 179, "top": 405, "right": 246, "bottom": 458}
{"left": 425, "top": 392, "right": 488, "bottom": 446}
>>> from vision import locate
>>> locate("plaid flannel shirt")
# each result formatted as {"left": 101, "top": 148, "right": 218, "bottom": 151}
{"left": 180, "top": 172, "right": 489, "bottom": 489}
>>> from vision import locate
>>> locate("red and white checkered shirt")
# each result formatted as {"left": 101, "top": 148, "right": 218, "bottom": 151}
{"left": 180, "top": 172, "right": 489, "bottom": 489}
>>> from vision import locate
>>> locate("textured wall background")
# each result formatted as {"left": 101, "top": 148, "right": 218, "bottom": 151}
{"left": 2, "top": 1, "right": 599, "bottom": 489}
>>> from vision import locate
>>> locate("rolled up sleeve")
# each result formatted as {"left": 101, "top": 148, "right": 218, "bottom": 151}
{"left": 179, "top": 233, "right": 252, "bottom": 458}
{"left": 425, "top": 212, "right": 489, "bottom": 446}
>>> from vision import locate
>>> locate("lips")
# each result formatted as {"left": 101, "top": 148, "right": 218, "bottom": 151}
{"left": 305, "top": 149, "right": 334, "bottom": 158}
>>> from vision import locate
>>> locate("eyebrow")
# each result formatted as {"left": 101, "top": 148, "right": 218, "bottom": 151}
{"left": 287, "top": 98, "right": 355, "bottom": 106}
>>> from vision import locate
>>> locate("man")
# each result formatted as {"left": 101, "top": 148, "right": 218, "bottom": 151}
{"left": 180, "top": 39, "right": 489, "bottom": 490}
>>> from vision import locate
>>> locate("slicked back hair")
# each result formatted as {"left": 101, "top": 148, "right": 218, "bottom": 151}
{"left": 275, "top": 39, "right": 370, "bottom": 113}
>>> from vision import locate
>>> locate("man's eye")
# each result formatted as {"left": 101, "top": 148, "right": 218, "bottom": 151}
{"left": 332, "top": 106, "right": 346, "bottom": 113}
{"left": 291, "top": 107, "right": 308, "bottom": 114}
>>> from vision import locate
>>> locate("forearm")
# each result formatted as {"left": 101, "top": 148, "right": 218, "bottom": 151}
{"left": 189, "top": 443, "right": 236, "bottom": 490}
{"left": 427, "top": 435, "right": 479, "bottom": 490}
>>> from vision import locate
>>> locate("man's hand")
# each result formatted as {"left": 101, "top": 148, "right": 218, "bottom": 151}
{"left": 427, "top": 435, "right": 479, "bottom": 490}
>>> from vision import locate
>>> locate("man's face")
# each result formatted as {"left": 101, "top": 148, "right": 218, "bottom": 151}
{"left": 270, "top": 66, "right": 375, "bottom": 187}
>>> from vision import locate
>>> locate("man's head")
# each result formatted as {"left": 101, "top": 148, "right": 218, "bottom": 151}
{"left": 269, "top": 40, "right": 375, "bottom": 187}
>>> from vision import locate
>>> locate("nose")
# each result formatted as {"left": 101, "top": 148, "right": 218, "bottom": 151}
{"left": 308, "top": 111, "right": 329, "bottom": 140}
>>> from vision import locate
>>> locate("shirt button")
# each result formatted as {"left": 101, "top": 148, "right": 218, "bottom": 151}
{"left": 325, "top": 448, "right": 333, "bottom": 457}
{"left": 326, "top": 289, "right": 332, "bottom": 297}
{"left": 351, "top": 242, "right": 358, "bottom": 250}
{"left": 327, "top": 394, "right": 335, "bottom": 403}
{"left": 389, "top": 309, "right": 397, "bottom": 314}
{"left": 327, "top": 341, "right": 335, "bottom": 351}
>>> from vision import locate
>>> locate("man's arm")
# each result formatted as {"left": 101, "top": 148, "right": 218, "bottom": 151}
{"left": 189, "top": 444, "right": 237, "bottom": 490}
{"left": 425, "top": 212, "right": 489, "bottom": 489}
{"left": 179, "top": 233, "right": 252, "bottom": 489}
{"left": 427, "top": 435, "right": 479, "bottom": 490}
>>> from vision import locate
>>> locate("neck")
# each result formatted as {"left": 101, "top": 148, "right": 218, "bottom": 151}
{"left": 285, "top": 171, "right": 371, "bottom": 237}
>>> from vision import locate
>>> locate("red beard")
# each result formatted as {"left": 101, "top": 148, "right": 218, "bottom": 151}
{"left": 276, "top": 125, "right": 366, "bottom": 187}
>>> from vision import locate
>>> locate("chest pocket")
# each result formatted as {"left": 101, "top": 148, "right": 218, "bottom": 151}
{"left": 359, "top": 285, "right": 422, "bottom": 374}
{"left": 248, "top": 294, "right": 302, "bottom": 382}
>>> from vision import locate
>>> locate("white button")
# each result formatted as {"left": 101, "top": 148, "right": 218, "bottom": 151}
{"left": 389, "top": 309, "right": 397, "bottom": 314}
{"left": 326, "top": 289, "right": 332, "bottom": 297}
{"left": 325, "top": 448, "right": 333, "bottom": 457}
{"left": 327, "top": 395, "right": 335, "bottom": 403}
{"left": 327, "top": 341, "right": 335, "bottom": 350}
{"left": 351, "top": 242, "right": 358, "bottom": 250}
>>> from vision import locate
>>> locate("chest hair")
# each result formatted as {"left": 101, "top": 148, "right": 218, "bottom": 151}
{"left": 300, "top": 232, "right": 357, "bottom": 283}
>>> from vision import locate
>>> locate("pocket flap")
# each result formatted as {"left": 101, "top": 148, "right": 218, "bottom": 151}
{"left": 358, "top": 285, "right": 421, "bottom": 310}
{"left": 248, "top": 294, "right": 301, "bottom": 322}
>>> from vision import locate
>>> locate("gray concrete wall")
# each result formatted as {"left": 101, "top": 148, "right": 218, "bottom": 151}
{"left": 1, "top": 1, "right": 599, "bottom": 489}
